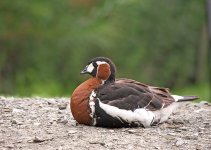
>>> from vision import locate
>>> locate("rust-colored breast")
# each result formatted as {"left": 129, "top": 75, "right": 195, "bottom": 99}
{"left": 70, "top": 78, "right": 101, "bottom": 125}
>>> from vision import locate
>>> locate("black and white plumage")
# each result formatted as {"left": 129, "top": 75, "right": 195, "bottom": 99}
{"left": 71, "top": 57, "right": 198, "bottom": 128}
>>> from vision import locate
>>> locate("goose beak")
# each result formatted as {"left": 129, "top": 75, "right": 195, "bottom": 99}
{"left": 80, "top": 66, "right": 89, "bottom": 75}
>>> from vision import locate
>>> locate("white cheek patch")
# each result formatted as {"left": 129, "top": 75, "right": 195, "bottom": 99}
{"left": 87, "top": 63, "right": 94, "bottom": 73}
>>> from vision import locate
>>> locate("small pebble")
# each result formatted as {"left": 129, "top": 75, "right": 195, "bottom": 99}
{"left": 173, "top": 118, "right": 184, "bottom": 124}
{"left": 58, "top": 103, "right": 67, "bottom": 110}
{"left": 166, "top": 119, "right": 173, "bottom": 124}
{"left": 5, "top": 144, "right": 14, "bottom": 148}
{"left": 34, "top": 122, "right": 41, "bottom": 126}
{"left": 127, "top": 145, "right": 134, "bottom": 149}
{"left": 89, "top": 141, "right": 105, "bottom": 146}
{"left": 199, "top": 101, "right": 209, "bottom": 105}
{"left": 184, "top": 135, "right": 198, "bottom": 140}
{"left": 167, "top": 132, "right": 176, "bottom": 136}
{"left": 68, "top": 130, "right": 78, "bottom": 134}
{"left": 3, "top": 108, "right": 12, "bottom": 112}
{"left": 57, "top": 117, "right": 68, "bottom": 124}
{"left": 11, "top": 120, "right": 17, "bottom": 124}
{"left": 127, "top": 129, "right": 136, "bottom": 134}
{"left": 154, "top": 146, "right": 161, "bottom": 150}
{"left": 33, "top": 136, "right": 45, "bottom": 143}
{"left": 179, "top": 127, "right": 188, "bottom": 131}
{"left": 176, "top": 139, "right": 184, "bottom": 146}
{"left": 0, "top": 120, "right": 4, "bottom": 124}
{"left": 11, "top": 119, "right": 23, "bottom": 125}
{"left": 0, "top": 140, "right": 5, "bottom": 144}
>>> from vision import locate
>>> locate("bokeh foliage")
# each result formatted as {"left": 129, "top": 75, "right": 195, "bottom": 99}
{"left": 0, "top": 0, "right": 210, "bottom": 100}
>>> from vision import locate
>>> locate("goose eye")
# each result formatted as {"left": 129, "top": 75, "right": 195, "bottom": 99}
{"left": 93, "top": 62, "right": 98, "bottom": 67}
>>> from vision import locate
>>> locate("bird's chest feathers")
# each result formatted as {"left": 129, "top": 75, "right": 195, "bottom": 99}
{"left": 71, "top": 78, "right": 101, "bottom": 125}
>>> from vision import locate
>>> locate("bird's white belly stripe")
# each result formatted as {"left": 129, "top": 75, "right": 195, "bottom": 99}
{"left": 98, "top": 100, "right": 155, "bottom": 127}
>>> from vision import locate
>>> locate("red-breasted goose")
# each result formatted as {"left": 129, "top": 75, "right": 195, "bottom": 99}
{"left": 71, "top": 57, "right": 198, "bottom": 128}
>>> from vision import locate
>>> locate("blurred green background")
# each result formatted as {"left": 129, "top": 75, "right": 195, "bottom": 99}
{"left": 0, "top": 0, "right": 210, "bottom": 101}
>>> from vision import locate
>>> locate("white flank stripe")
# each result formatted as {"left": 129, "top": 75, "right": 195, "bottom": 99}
{"left": 89, "top": 91, "right": 97, "bottom": 125}
{"left": 98, "top": 99, "right": 155, "bottom": 127}
{"left": 171, "top": 95, "right": 184, "bottom": 102}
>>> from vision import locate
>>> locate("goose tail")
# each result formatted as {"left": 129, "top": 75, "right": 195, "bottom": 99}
{"left": 171, "top": 95, "right": 199, "bottom": 102}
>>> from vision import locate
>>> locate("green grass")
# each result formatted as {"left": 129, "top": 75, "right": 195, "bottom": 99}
{"left": 1, "top": 81, "right": 210, "bottom": 102}
{"left": 172, "top": 83, "right": 210, "bottom": 102}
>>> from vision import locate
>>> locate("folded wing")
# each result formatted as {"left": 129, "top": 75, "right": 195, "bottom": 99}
{"left": 95, "top": 78, "right": 176, "bottom": 111}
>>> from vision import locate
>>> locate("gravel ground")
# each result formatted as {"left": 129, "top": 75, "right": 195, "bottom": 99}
{"left": 0, "top": 96, "right": 211, "bottom": 150}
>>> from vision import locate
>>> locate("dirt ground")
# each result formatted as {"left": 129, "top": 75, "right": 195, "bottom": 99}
{"left": 0, "top": 96, "right": 211, "bottom": 150}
